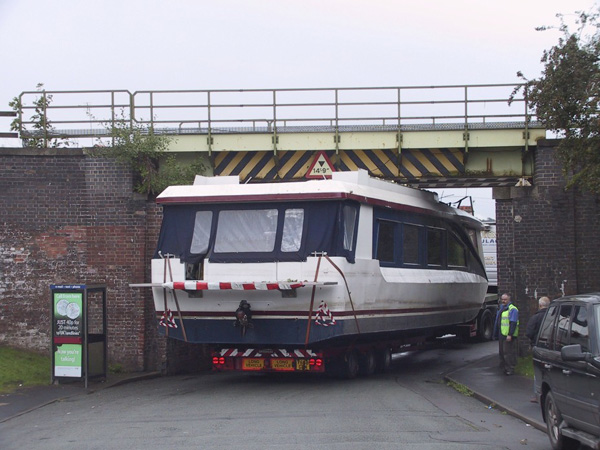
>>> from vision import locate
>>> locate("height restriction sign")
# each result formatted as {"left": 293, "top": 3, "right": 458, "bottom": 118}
{"left": 306, "top": 151, "right": 335, "bottom": 179}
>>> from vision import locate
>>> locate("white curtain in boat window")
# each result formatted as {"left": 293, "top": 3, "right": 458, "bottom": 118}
{"left": 281, "top": 209, "right": 304, "bottom": 252}
{"left": 343, "top": 205, "right": 357, "bottom": 251}
{"left": 215, "top": 209, "right": 278, "bottom": 253}
{"left": 190, "top": 211, "right": 213, "bottom": 254}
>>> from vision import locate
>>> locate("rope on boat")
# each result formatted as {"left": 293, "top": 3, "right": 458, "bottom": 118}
{"left": 304, "top": 254, "right": 361, "bottom": 347}
{"left": 166, "top": 257, "right": 188, "bottom": 342}
{"left": 161, "top": 252, "right": 169, "bottom": 338}
{"left": 323, "top": 255, "right": 361, "bottom": 335}
{"left": 304, "top": 255, "right": 322, "bottom": 347}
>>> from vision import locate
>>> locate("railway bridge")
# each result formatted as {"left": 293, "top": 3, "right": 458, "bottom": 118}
{"left": 10, "top": 84, "right": 542, "bottom": 188}
{"left": 1, "top": 83, "right": 599, "bottom": 366}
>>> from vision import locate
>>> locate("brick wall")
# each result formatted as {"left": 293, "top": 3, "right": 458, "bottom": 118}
{"left": 494, "top": 140, "right": 600, "bottom": 354}
{"left": 0, "top": 148, "right": 157, "bottom": 371}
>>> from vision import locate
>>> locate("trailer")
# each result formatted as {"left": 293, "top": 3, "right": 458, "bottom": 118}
{"left": 132, "top": 170, "right": 489, "bottom": 377}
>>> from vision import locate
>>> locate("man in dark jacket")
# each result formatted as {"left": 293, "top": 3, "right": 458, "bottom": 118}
{"left": 526, "top": 296, "right": 550, "bottom": 344}
{"left": 526, "top": 296, "right": 550, "bottom": 402}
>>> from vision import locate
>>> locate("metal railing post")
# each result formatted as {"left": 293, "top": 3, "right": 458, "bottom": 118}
{"left": 42, "top": 90, "right": 48, "bottom": 147}
{"left": 335, "top": 89, "right": 340, "bottom": 157}
{"left": 207, "top": 91, "right": 212, "bottom": 155}
{"left": 111, "top": 91, "right": 116, "bottom": 146}
{"left": 273, "top": 89, "right": 278, "bottom": 156}
{"left": 463, "top": 86, "right": 469, "bottom": 156}
{"left": 129, "top": 92, "right": 135, "bottom": 130}
{"left": 396, "top": 87, "right": 403, "bottom": 174}
{"left": 149, "top": 92, "right": 154, "bottom": 130}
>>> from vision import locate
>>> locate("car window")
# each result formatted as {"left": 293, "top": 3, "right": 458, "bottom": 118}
{"left": 537, "top": 305, "right": 558, "bottom": 349}
{"left": 556, "top": 304, "right": 573, "bottom": 351}
{"left": 570, "top": 305, "right": 590, "bottom": 352}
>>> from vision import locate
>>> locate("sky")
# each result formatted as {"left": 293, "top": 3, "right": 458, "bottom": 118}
{"left": 1, "top": 0, "right": 598, "bottom": 219}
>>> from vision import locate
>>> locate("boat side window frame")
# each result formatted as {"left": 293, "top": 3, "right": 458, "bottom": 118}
{"left": 426, "top": 226, "right": 445, "bottom": 268}
{"left": 375, "top": 219, "right": 398, "bottom": 265}
{"left": 447, "top": 230, "right": 467, "bottom": 268}
{"left": 401, "top": 222, "right": 423, "bottom": 267}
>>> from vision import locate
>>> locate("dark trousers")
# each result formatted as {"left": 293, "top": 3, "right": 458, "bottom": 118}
{"left": 499, "top": 336, "right": 517, "bottom": 374}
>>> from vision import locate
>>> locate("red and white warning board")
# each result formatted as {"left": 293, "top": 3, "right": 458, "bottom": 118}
{"left": 306, "top": 151, "right": 335, "bottom": 179}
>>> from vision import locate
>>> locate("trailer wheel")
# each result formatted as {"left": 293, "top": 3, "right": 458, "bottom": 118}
{"left": 359, "top": 348, "right": 376, "bottom": 376}
{"left": 376, "top": 347, "right": 392, "bottom": 373}
{"left": 342, "top": 350, "right": 360, "bottom": 379}
{"left": 478, "top": 308, "right": 494, "bottom": 341}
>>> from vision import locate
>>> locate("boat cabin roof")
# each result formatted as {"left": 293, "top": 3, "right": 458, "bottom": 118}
{"left": 157, "top": 169, "right": 483, "bottom": 229}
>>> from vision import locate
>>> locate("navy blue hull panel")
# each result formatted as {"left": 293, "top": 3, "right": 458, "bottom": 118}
{"left": 159, "top": 318, "right": 349, "bottom": 347}
{"left": 156, "top": 311, "right": 475, "bottom": 347}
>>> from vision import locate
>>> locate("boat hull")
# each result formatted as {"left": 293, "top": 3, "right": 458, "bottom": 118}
{"left": 152, "top": 257, "right": 488, "bottom": 347}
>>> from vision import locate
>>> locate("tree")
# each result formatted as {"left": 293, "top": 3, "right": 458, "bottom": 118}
{"left": 515, "top": 9, "right": 600, "bottom": 194}
{"left": 9, "top": 83, "right": 72, "bottom": 148}
{"left": 92, "top": 113, "right": 207, "bottom": 196}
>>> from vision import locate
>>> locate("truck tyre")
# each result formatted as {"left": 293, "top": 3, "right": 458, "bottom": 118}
{"left": 545, "top": 391, "right": 579, "bottom": 450}
{"left": 343, "top": 350, "right": 360, "bottom": 379}
{"left": 477, "top": 309, "right": 494, "bottom": 341}
{"left": 359, "top": 348, "right": 376, "bottom": 376}
{"left": 376, "top": 347, "right": 392, "bottom": 373}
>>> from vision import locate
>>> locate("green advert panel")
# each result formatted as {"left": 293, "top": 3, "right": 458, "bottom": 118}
{"left": 54, "top": 343, "right": 82, "bottom": 377}
{"left": 53, "top": 291, "right": 83, "bottom": 377}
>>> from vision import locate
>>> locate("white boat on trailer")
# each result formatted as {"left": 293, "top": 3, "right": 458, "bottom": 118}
{"left": 134, "top": 169, "right": 488, "bottom": 376}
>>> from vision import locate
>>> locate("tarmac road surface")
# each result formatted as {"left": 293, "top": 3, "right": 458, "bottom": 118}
{"left": 0, "top": 340, "right": 552, "bottom": 450}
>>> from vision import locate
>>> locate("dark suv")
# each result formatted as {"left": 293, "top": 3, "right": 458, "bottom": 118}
{"left": 533, "top": 293, "right": 600, "bottom": 450}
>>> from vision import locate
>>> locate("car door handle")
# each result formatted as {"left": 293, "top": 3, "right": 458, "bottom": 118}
{"left": 544, "top": 364, "right": 552, "bottom": 370}
{"left": 562, "top": 369, "right": 571, "bottom": 375}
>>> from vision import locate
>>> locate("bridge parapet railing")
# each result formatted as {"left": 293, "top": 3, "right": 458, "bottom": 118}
{"left": 12, "top": 84, "right": 539, "bottom": 147}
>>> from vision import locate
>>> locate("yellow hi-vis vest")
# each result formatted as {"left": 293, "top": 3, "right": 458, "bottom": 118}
{"left": 500, "top": 303, "right": 519, "bottom": 336}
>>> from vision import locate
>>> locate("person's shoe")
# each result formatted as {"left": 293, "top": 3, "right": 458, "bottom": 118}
{"left": 504, "top": 371, "right": 514, "bottom": 376}
{"left": 530, "top": 396, "right": 538, "bottom": 403}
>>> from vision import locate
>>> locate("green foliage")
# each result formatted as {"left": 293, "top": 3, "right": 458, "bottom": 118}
{"left": 514, "top": 9, "right": 600, "bottom": 195}
{"left": 8, "top": 83, "right": 72, "bottom": 148}
{"left": 109, "top": 363, "right": 124, "bottom": 374}
{"left": 93, "top": 114, "right": 207, "bottom": 195}
{"left": 515, "top": 354, "right": 534, "bottom": 379}
{"left": 0, "top": 346, "right": 50, "bottom": 394}
{"left": 446, "top": 380, "right": 473, "bottom": 397}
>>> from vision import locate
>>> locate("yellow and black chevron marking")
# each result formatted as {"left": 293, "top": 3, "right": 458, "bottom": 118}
{"left": 400, "top": 148, "right": 464, "bottom": 179}
{"left": 213, "top": 148, "right": 464, "bottom": 181}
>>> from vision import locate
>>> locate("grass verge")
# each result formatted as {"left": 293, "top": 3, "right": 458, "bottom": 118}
{"left": 0, "top": 346, "right": 51, "bottom": 394}
{"left": 515, "top": 354, "right": 534, "bottom": 379}
{"left": 447, "top": 380, "right": 473, "bottom": 397}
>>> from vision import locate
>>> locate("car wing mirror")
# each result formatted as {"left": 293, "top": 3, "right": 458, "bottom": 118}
{"left": 561, "top": 344, "right": 587, "bottom": 362}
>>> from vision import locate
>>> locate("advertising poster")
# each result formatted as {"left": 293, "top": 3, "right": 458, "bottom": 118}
{"left": 53, "top": 291, "right": 83, "bottom": 377}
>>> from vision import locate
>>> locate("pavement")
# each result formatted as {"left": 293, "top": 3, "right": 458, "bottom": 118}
{"left": 1, "top": 353, "right": 546, "bottom": 432}
{"left": 444, "top": 353, "right": 546, "bottom": 432}
{"left": 0, "top": 371, "right": 161, "bottom": 423}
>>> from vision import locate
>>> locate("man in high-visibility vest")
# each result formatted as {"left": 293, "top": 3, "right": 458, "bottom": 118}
{"left": 493, "top": 293, "right": 519, "bottom": 375}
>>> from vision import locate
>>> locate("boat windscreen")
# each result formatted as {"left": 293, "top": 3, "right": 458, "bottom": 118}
{"left": 154, "top": 200, "right": 359, "bottom": 264}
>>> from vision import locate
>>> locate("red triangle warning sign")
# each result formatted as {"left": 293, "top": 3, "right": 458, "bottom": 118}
{"left": 306, "top": 151, "right": 335, "bottom": 179}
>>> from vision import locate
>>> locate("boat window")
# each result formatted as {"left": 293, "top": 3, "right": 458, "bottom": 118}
{"left": 402, "top": 224, "right": 420, "bottom": 265}
{"left": 448, "top": 232, "right": 466, "bottom": 267}
{"left": 467, "top": 228, "right": 478, "bottom": 248}
{"left": 190, "top": 211, "right": 213, "bottom": 254}
{"left": 281, "top": 208, "right": 304, "bottom": 252}
{"left": 214, "top": 209, "right": 278, "bottom": 253}
{"left": 376, "top": 221, "right": 395, "bottom": 262}
{"left": 343, "top": 205, "right": 357, "bottom": 251}
{"left": 427, "top": 228, "right": 444, "bottom": 267}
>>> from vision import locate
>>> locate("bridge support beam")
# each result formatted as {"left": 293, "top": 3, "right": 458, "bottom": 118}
{"left": 494, "top": 139, "right": 600, "bottom": 355}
